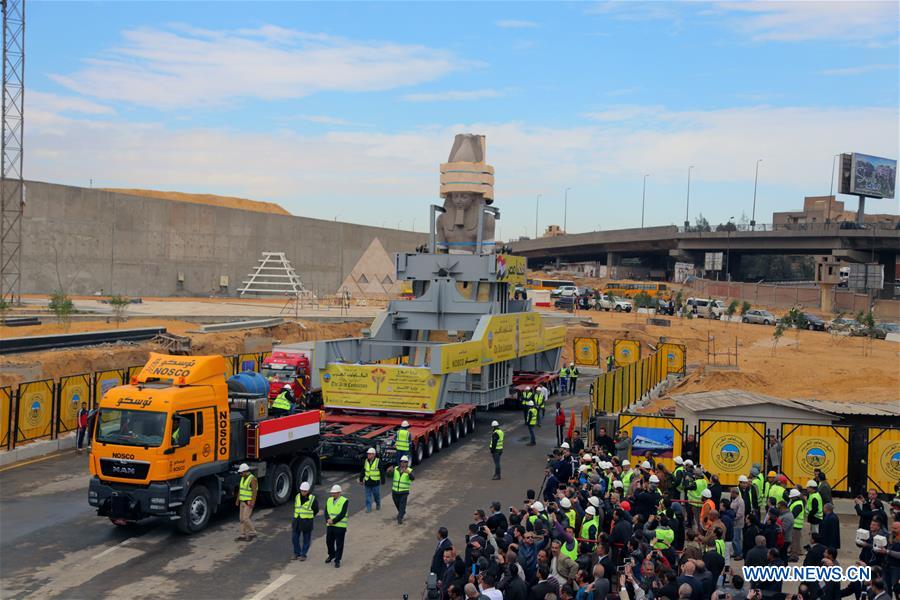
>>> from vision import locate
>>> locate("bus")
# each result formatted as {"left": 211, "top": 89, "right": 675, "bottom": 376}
{"left": 527, "top": 278, "right": 575, "bottom": 290}
{"left": 602, "top": 280, "right": 671, "bottom": 299}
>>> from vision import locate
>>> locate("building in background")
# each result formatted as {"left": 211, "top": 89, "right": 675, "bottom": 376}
{"left": 773, "top": 195, "right": 900, "bottom": 228}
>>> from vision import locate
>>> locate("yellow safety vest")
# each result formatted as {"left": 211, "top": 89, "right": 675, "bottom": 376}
{"left": 172, "top": 426, "right": 180, "bottom": 445}
{"left": 272, "top": 392, "right": 291, "bottom": 411}
{"left": 768, "top": 484, "right": 786, "bottom": 505}
{"left": 239, "top": 474, "right": 255, "bottom": 502}
{"left": 673, "top": 466, "right": 684, "bottom": 491}
{"left": 622, "top": 470, "right": 634, "bottom": 489}
{"left": 564, "top": 509, "right": 577, "bottom": 529}
{"left": 392, "top": 468, "right": 413, "bottom": 493}
{"left": 688, "top": 477, "right": 707, "bottom": 507}
{"left": 714, "top": 539, "right": 726, "bottom": 557}
{"left": 395, "top": 429, "right": 411, "bottom": 451}
{"left": 294, "top": 493, "right": 315, "bottom": 519}
{"left": 560, "top": 539, "right": 579, "bottom": 562}
{"left": 790, "top": 499, "right": 805, "bottom": 529}
{"left": 807, "top": 492, "right": 823, "bottom": 520}
{"left": 527, "top": 408, "right": 538, "bottom": 426}
{"left": 535, "top": 392, "right": 545, "bottom": 408}
{"left": 653, "top": 527, "right": 674, "bottom": 549}
{"left": 580, "top": 517, "right": 599, "bottom": 544}
{"left": 326, "top": 496, "right": 348, "bottom": 528}
{"left": 491, "top": 429, "right": 504, "bottom": 450}
{"left": 363, "top": 458, "right": 380, "bottom": 484}
{"left": 570, "top": 367, "right": 579, "bottom": 379}
{"left": 560, "top": 367, "right": 569, "bottom": 377}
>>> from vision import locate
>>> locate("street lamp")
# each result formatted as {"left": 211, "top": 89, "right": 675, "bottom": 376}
{"left": 535, "top": 193, "right": 542, "bottom": 238}
{"left": 750, "top": 159, "right": 763, "bottom": 230}
{"left": 726, "top": 216, "right": 735, "bottom": 281}
{"left": 641, "top": 174, "right": 650, "bottom": 228}
{"left": 564, "top": 187, "right": 572, "bottom": 234}
{"left": 685, "top": 166, "right": 694, "bottom": 230}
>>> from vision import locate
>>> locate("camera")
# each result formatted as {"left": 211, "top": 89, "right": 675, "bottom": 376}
{"left": 424, "top": 573, "right": 440, "bottom": 600}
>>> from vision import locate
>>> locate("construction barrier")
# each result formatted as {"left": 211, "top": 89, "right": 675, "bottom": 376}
{"left": 613, "top": 339, "right": 641, "bottom": 367}
{"left": 573, "top": 338, "right": 599, "bottom": 367}
{"left": 781, "top": 423, "right": 850, "bottom": 493}
{"left": 593, "top": 348, "right": 669, "bottom": 414}
{"left": 698, "top": 419, "right": 766, "bottom": 486}
{"left": 866, "top": 427, "right": 900, "bottom": 494}
{"left": 93, "top": 369, "right": 125, "bottom": 408}
{"left": 57, "top": 373, "right": 91, "bottom": 434}
{"left": 1, "top": 386, "right": 11, "bottom": 450}
{"left": 125, "top": 364, "right": 144, "bottom": 382}
{"left": 16, "top": 379, "right": 55, "bottom": 445}
{"left": 659, "top": 342, "right": 687, "bottom": 375}
{"left": 617, "top": 414, "right": 684, "bottom": 472}
{"left": 236, "top": 353, "right": 261, "bottom": 373}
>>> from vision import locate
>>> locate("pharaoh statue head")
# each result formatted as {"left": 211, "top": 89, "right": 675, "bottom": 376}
{"left": 436, "top": 134, "right": 496, "bottom": 253}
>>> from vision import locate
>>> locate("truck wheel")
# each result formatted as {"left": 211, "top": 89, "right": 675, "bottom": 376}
{"left": 434, "top": 430, "right": 444, "bottom": 452}
{"left": 451, "top": 420, "right": 460, "bottom": 442}
{"left": 293, "top": 457, "right": 317, "bottom": 492}
{"left": 425, "top": 435, "right": 435, "bottom": 457}
{"left": 460, "top": 418, "right": 469, "bottom": 437}
{"left": 467, "top": 414, "right": 476, "bottom": 433}
{"left": 262, "top": 463, "right": 292, "bottom": 506}
{"left": 443, "top": 426, "right": 452, "bottom": 447}
{"left": 176, "top": 484, "right": 211, "bottom": 534}
{"left": 414, "top": 441, "right": 425, "bottom": 465}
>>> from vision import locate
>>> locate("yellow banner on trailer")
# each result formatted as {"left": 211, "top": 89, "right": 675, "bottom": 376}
{"left": 437, "top": 340, "right": 482, "bottom": 374}
{"left": 574, "top": 337, "right": 599, "bottom": 366}
{"left": 17, "top": 380, "right": 54, "bottom": 442}
{"left": 617, "top": 414, "right": 684, "bottom": 472}
{"left": 321, "top": 364, "right": 443, "bottom": 414}
{"left": 699, "top": 420, "right": 766, "bottom": 486}
{"left": 495, "top": 254, "right": 526, "bottom": 285}
{"left": 867, "top": 428, "right": 900, "bottom": 494}
{"left": 543, "top": 325, "right": 566, "bottom": 350}
{"left": 480, "top": 314, "right": 518, "bottom": 364}
{"left": 613, "top": 339, "right": 641, "bottom": 367}
{"left": 781, "top": 424, "right": 850, "bottom": 492}
{"left": 518, "top": 312, "right": 545, "bottom": 355}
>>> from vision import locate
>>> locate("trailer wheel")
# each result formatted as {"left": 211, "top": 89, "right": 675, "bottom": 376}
{"left": 450, "top": 420, "right": 459, "bottom": 442}
{"left": 460, "top": 417, "right": 469, "bottom": 437}
{"left": 443, "top": 426, "right": 452, "bottom": 448}
{"left": 262, "top": 463, "right": 293, "bottom": 506}
{"left": 425, "top": 435, "right": 435, "bottom": 457}
{"left": 176, "top": 484, "right": 211, "bottom": 534}
{"left": 293, "top": 457, "right": 317, "bottom": 492}
{"left": 434, "top": 430, "right": 444, "bottom": 452}
{"left": 414, "top": 441, "right": 425, "bottom": 465}
{"left": 467, "top": 414, "right": 475, "bottom": 433}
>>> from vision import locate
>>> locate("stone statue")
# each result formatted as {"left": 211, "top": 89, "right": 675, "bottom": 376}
{"left": 436, "top": 134, "right": 495, "bottom": 253}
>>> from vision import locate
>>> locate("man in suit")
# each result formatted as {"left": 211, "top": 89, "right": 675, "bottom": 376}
{"left": 819, "top": 503, "right": 841, "bottom": 550}
{"left": 431, "top": 527, "right": 452, "bottom": 579}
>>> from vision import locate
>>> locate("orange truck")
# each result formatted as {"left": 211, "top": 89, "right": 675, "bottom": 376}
{"left": 88, "top": 353, "right": 321, "bottom": 533}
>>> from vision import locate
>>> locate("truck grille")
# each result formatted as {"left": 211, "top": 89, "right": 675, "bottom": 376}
{"left": 99, "top": 458, "right": 150, "bottom": 480}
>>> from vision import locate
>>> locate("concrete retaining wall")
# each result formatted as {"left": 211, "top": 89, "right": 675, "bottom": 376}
{"left": 21, "top": 181, "right": 427, "bottom": 297}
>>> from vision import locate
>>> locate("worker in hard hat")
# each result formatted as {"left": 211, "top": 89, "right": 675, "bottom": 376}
{"left": 358, "top": 447, "right": 383, "bottom": 513}
{"left": 685, "top": 463, "right": 708, "bottom": 531}
{"left": 386, "top": 456, "right": 415, "bottom": 524}
{"left": 489, "top": 420, "right": 504, "bottom": 480}
{"left": 699, "top": 487, "right": 716, "bottom": 532}
{"left": 292, "top": 480, "right": 319, "bottom": 560}
{"left": 568, "top": 362, "right": 579, "bottom": 395}
{"left": 325, "top": 484, "right": 348, "bottom": 568}
{"left": 270, "top": 384, "right": 293, "bottom": 417}
{"left": 525, "top": 401, "right": 538, "bottom": 446}
{"left": 558, "top": 364, "right": 569, "bottom": 396}
{"left": 767, "top": 473, "right": 788, "bottom": 509}
{"left": 580, "top": 505, "right": 600, "bottom": 550}
{"left": 234, "top": 463, "right": 257, "bottom": 541}
{"left": 805, "top": 479, "right": 823, "bottom": 539}
{"left": 534, "top": 385, "right": 545, "bottom": 427}
{"left": 394, "top": 421, "right": 412, "bottom": 466}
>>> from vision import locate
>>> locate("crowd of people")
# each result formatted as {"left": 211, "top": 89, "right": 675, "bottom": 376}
{"left": 429, "top": 434, "right": 900, "bottom": 600}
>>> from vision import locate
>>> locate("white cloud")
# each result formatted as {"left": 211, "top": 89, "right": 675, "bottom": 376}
{"left": 295, "top": 114, "right": 354, "bottom": 126}
{"left": 28, "top": 91, "right": 115, "bottom": 115}
{"left": 49, "top": 25, "right": 465, "bottom": 109}
{"left": 402, "top": 89, "right": 504, "bottom": 102}
{"left": 496, "top": 19, "right": 538, "bottom": 29}
{"left": 822, "top": 64, "right": 897, "bottom": 76}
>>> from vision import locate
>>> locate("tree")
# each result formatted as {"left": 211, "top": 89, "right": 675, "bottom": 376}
{"left": 109, "top": 295, "right": 130, "bottom": 326}
{"left": 725, "top": 300, "right": 739, "bottom": 321}
{"left": 694, "top": 214, "right": 711, "bottom": 232}
{"left": 633, "top": 291, "right": 653, "bottom": 309}
{"left": 674, "top": 290, "right": 684, "bottom": 316}
{"left": 49, "top": 290, "right": 74, "bottom": 326}
{"left": 740, "top": 301, "right": 751, "bottom": 315}
{"left": 772, "top": 319, "right": 785, "bottom": 354}
{"left": 715, "top": 221, "right": 737, "bottom": 232}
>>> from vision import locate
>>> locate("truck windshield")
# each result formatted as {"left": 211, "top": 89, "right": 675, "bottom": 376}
{"left": 261, "top": 367, "right": 295, "bottom": 380}
{"left": 96, "top": 409, "right": 167, "bottom": 448}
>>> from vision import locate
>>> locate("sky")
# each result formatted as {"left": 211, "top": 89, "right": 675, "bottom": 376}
{"left": 26, "top": 1, "right": 900, "bottom": 238}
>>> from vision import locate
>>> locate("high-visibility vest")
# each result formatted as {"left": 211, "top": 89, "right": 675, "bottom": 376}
{"left": 172, "top": 425, "right": 180, "bottom": 445}
{"left": 622, "top": 470, "right": 634, "bottom": 489}
{"left": 789, "top": 499, "right": 805, "bottom": 529}
{"left": 673, "top": 466, "right": 684, "bottom": 491}
{"left": 529, "top": 513, "right": 549, "bottom": 529}
{"left": 272, "top": 391, "right": 292, "bottom": 411}
{"left": 570, "top": 367, "right": 579, "bottom": 379}
{"left": 806, "top": 492, "right": 823, "bottom": 521}
{"left": 768, "top": 484, "right": 786, "bottom": 505}
{"left": 560, "top": 367, "right": 569, "bottom": 378}
{"left": 560, "top": 539, "right": 579, "bottom": 562}
{"left": 491, "top": 429, "right": 504, "bottom": 451}
{"left": 395, "top": 428, "right": 411, "bottom": 451}
{"left": 239, "top": 474, "right": 255, "bottom": 501}
{"left": 363, "top": 458, "right": 380, "bottom": 484}
{"left": 753, "top": 474, "right": 766, "bottom": 507}
{"left": 564, "top": 509, "right": 577, "bottom": 529}
{"left": 688, "top": 477, "right": 707, "bottom": 507}
{"left": 527, "top": 408, "right": 538, "bottom": 426}
{"left": 294, "top": 493, "right": 315, "bottom": 519}
{"left": 580, "top": 517, "right": 599, "bottom": 544}
{"left": 523, "top": 390, "right": 534, "bottom": 401}
{"left": 326, "top": 496, "right": 348, "bottom": 528}
{"left": 714, "top": 539, "right": 726, "bottom": 557}
{"left": 653, "top": 527, "right": 674, "bottom": 549}
{"left": 535, "top": 391, "right": 545, "bottom": 408}
{"left": 392, "top": 468, "right": 413, "bottom": 493}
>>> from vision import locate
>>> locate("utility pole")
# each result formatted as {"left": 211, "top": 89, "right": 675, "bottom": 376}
{"left": 641, "top": 174, "right": 649, "bottom": 228}
{"left": 563, "top": 187, "right": 571, "bottom": 234}
{"left": 534, "top": 193, "right": 542, "bottom": 238}
{"left": 685, "top": 166, "right": 694, "bottom": 230}
{"left": 750, "top": 159, "right": 762, "bottom": 230}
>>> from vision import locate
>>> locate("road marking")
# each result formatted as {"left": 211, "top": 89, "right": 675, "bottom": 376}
{"left": 92, "top": 536, "right": 136, "bottom": 560}
{"left": 247, "top": 574, "right": 295, "bottom": 600}
{"left": 0, "top": 450, "right": 77, "bottom": 473}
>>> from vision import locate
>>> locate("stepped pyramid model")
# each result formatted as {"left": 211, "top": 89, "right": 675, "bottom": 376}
{"left": 239, "top": 252, "right": 309, "bottom": 297}
{"left": 339, "top": 238, "right": 402, "bottom": 298}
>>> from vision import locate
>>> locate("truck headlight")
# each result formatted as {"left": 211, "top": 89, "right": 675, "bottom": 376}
{"left": 150, "top": 497, "right": 166, "bottom": 507}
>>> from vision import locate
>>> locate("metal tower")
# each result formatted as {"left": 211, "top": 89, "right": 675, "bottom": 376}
{"left": 0, "top": 0, "right": 24, "bottom": 304}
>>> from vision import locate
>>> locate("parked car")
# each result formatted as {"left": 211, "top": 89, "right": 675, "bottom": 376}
{"left": 826, "top": 317, "right": 861, "bottom": 334}
{"left": 742, "top": 309, "right": 776, "bottom": 325}
{"left": 596, "top": 295, "right": 633, "bottom": 312}
{"left": 799, "top": 312, "right": 826, "bottom": 331}
{"left": 873, "top": 322, "right": 900, "bottom": 340}
{"left": 554, "top": 296, "right": 576, "bottom": 309}
{"left": 550, "top": 285, "right": 578, "bottom": 298}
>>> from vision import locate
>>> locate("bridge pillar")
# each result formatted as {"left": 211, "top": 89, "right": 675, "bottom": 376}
{"left": 606, "top": 252, "right": 620, "bottom": 279}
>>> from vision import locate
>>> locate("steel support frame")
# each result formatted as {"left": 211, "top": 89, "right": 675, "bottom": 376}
{"left": 1, "top": 0, "right": 24, "bottom": 304}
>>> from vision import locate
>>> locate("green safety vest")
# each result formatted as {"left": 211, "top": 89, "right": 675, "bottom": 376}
{"left": 560, "top": 367, "right": 569, "bottom": 377}
{"left": 239, "top": 474, "right": 255, "bottom": 501}
{"left": 622, "top": 470, "right": 634, "bottom": 489}
{"left": 523, "top": 390, "right": 534, "bottom": 403}
{"left": 673, "top": 466, "right": 684, "bottom": 491}
{"left": 363, "top": 458, "right": 380, "bottom": 484}
{"left": 172, "top": 425, "right": 180, "bottom": 445}
{"left": 688, "top": 477, "right": 707, "bottom": 507}
{"left": 535, "top": 391, "right": 545, "bottom": 408}
{"left": 491, "top": 429, "right": 504, "bottom": 451}
{"left": 272, "top": 392, "right": 292, "bottom": 411}
{"left": 392, "top": 468, "right": 413, "bottom": 493}
{"left": 395, "top": 429, "right": 411, "bottom": 451}
{"left": 294, "top": 492, "right": 315, "bottom": 519}
{"left": 570, "top": 367, "right": 579, "bottom": 379}
{"left": 753, "top": 474, "right": 766, "bottom": 507}
{"left": 527, "top": 408, "right": 538, "bottom": 426}
{"left": 714, "top": 539, "right": 726, "bottom": 557}
{"left": 528, "top": 513, "right": 549, "bottom": 529}
{"left": 790, "top": 499, "right": 805, "bottom": 529}
{"left": 564, "top": 509, "right": 577, "bottom": 529}
{"left": 653, "top": 527, "right": 675, "bottom": 549}
{"left": 326, "top": 496, "right": 348, "bottom": 528}
{"left": 806, "top": 492, "right": 823, "bottom": 520}
{"left": 580, "top": 517, "right": 599, "bottom": 544}
{"left": 768, "top": 484, "right": 786, "bottom": 505}
{"left": 560, "top": 539, "right": 579, "bottom": 562}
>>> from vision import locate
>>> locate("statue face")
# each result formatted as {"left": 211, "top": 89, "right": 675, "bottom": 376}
{"left": 450, "top": 192, "right": 477, "bottom": 211}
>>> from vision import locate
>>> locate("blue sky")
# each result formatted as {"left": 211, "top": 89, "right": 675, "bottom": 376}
{"left": 28, "top": 1, "right": 900, "bottom": 237}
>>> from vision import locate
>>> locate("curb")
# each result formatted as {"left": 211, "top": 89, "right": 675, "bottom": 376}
{"left": 0, "top": 433, "right": 77, "bottom": 468}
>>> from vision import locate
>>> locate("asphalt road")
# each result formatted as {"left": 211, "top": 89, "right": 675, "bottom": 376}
{"left": 0, "top": 391, "right": 586, "bottom": 600}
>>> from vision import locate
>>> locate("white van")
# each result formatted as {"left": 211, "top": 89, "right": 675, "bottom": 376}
{"left": 686, "top": 297, "right": 725, "bottom": 319}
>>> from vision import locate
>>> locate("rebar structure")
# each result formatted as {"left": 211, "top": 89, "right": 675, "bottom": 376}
{"left": 0, "top": 0, "right": 24, "bottom": 304}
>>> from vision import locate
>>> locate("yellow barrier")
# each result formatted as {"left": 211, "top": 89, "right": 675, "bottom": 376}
{"left": 17, "top": 380, "right": 54, "bottom": 443}
{"left": 781, "top": 423, "right": 849, "bottom": 492}
{"left": 236, "top": 353, "right": 260, "bottom": 373}
{"left": 592, "top": 349, "right": 671, "bottom": 414}
{"left": 1, "top": 386, "right": 11, "bottom": 449}
{"left": 93, "top": 369, "right": 124, "bottom": 407}
{"left": 867, "top": 427, "right": 900, "bottom": 494}
{"left": 613, "top": 339, "right": 641, "bottom": 367}
{"left": 618, "top": 414, "right": 684, "bottom": 472}
{"left": 699, "top": 420, "right": 766, "bottom": 486}
{"left": 574, "top": 337, "right": 599, "bottom": 367}
{"left": 659, "top": 343, "right": 687, "bottom": 375}
{"left": 58, "top": 374, "right": 91, "bottom": 434}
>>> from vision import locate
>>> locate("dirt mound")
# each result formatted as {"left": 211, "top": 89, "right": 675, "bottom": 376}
{"left": 103, "top": 188, "right": 291, "bottom": 216}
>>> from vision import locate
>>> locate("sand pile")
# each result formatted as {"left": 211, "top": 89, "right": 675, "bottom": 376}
{"left": 103, "top": 189, "right": 291, "bottom": 216}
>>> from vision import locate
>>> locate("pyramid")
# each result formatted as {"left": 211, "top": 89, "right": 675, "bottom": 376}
{"left": 339, "top": 238, "right": 403, "bottom": 298}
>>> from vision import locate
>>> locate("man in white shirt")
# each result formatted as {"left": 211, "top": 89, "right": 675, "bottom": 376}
{"left": 478, "top": 572, "right": 503, "bottom": 600}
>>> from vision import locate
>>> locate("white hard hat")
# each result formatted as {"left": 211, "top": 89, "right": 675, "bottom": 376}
{"left": 622, "top": 459, "right": 630, "bottom": 467}
{"left": 532, "top": 501, "right": 544, "bottom": 512}
{"left": 684, "top": 459, "right": 694, "bottom": 467}
{"left": 238, "top": 463, "right": 250, "bottom": 473}
{"left": 491, "top": 420, "right": 499, "bottom": 427}
{"left": 701, "top": 488, "right": 712, "bottom": 498}
{"left": 613, "top": 480, "right": 623, "bottom": 489}
{"left": 588, "top": 496, "right": 600, "bottom": 508}
{"left": 789, "top": 488, "right": 801, "bottom": 498}
{"left": 578, "top": 465, "right": 589, "bottom": 473}
{"left": 583, "top": 454, "right": 592, "bottom": 462}
{"left": 600, "top": 461, "right": 610, "bottom": 470}
{"left": 330, "top": 484, "right": 342, "bottom": 493}
{"left": 367, "top": 447, "right": 376, "bottom": 454}
{"left": 649, "top": 475, "right": 660, "bottom": 484}
{"left": 585, "top": 505, "right": 597, "bottom": 516}
{"left": 641, "top": 461, "right": 652, "bottom": 469}
{"left": 570, "top": 362, "right": 574, "bottom": 366}
{"left": 526, "top": 401, "right": 534, "bottom": 407}
{"left": 738, "top": 475, "right": 749, "bottom": 483}
{"left": 299, "top": 481, "right": 311, "bottom": 491}
{"left": 401, "top": 420, "right": 410, "bottom": 427}
{"left": 400, "top": 455, "right": 409, "bottom": 463}
{"left": 560, "top": 442, "right": 570, "bottom": 449}
{"left": 283, "top": 384, "right": 291, "bottom": 390}
{"left": 674, "top": 456, "right": 684, "bottom": 465}
{"left": 560, "top": 497, "right": 572, "bottom": 509}
{"left": 806, "top": 480, "right": 818, "bottom": 488}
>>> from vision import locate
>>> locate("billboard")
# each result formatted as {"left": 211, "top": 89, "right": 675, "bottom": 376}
{"left": 704, "top": 252, "right": 723, "bottom": 271}
{"left": 321, "top": 364, "right": 442, "bottom": 413}
{"left": 850, "top": 153, "right": 896, "bottom": 199}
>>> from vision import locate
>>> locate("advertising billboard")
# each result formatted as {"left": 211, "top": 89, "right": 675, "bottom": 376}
{"left": 850, "top": 153, "right": 896, "bottom": 199}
